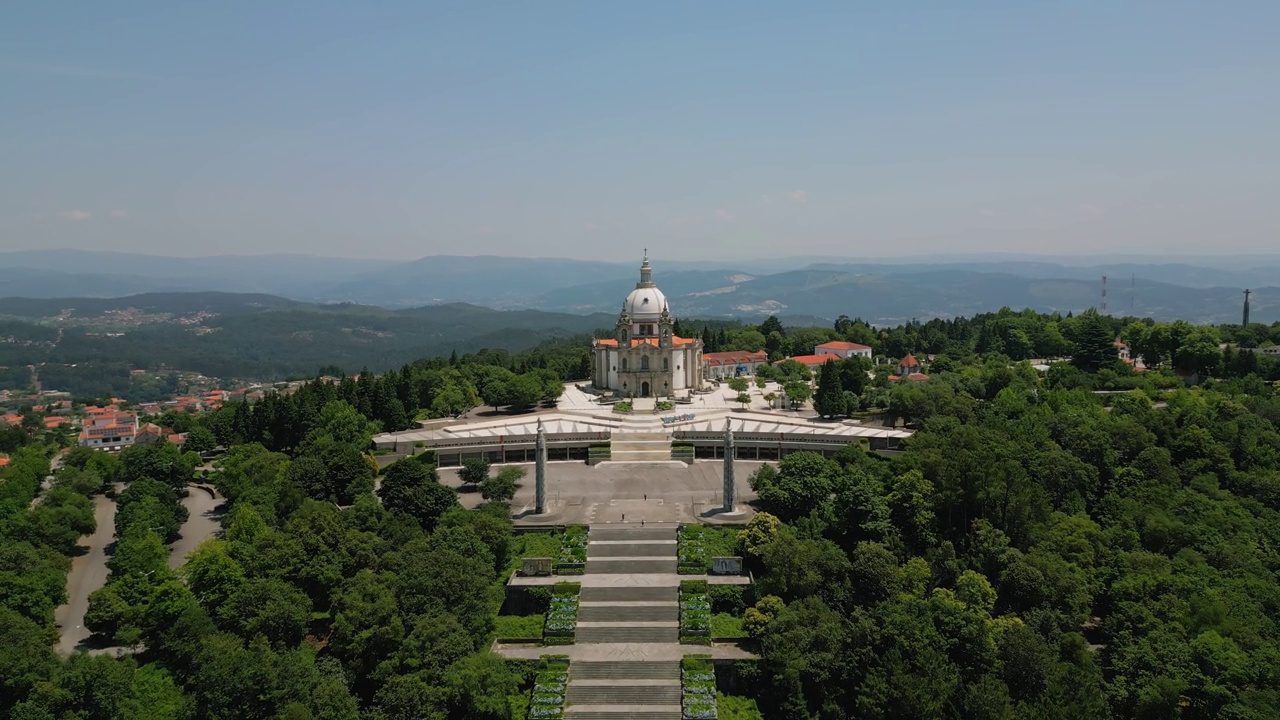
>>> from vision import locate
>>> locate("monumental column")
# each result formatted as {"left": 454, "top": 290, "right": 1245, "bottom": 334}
{"left": 535, "top": 419, "right": 547, "bottom": 514}
{"left": 723, "top": 417, "right": 735, "bottom": 511}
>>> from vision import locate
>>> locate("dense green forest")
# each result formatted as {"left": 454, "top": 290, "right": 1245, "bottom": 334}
{"left": 4, "top": 309, "right": 1280, "bottom": 719}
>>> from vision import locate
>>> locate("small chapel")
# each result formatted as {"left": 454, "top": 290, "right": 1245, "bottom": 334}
{"left": 591, "top": 253, "right": 704, "bottom": 397}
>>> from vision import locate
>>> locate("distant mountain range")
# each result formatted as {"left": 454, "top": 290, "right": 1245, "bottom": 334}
{"left": 1, "top": 249, "right": 1276, "bottom": 325}
{"left": 0, "top": 291, "right": 613, "bottom": 383}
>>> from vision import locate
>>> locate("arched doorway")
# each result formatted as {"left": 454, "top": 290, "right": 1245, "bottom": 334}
{"left": 641, "top": 381, "right": 651, "bottom": 397}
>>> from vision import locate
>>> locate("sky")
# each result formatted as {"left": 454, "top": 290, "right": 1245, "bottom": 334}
{"left": 3, "top": 1, "right": 1279, "bottom": 261}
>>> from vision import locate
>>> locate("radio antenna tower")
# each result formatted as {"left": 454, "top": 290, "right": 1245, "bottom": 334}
{"left": 1101, "top": 275, "right": 1108, "bottom": 313}
{"left": 1243, "top": 289, "right": 1251, "bottom": 327}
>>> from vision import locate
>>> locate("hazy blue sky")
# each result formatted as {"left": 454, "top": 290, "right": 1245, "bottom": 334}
{"left": 3, "top": 2, "right": 1278, "bottom": 260}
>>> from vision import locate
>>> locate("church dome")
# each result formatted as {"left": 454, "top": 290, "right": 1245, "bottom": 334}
{"left": 622, "top": 253, "right": 667, "bottom": 321}
{"left": 624, "top": 285, "right": 667, "bottom": 321}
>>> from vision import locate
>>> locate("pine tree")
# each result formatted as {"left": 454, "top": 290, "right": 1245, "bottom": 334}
{"left": 814, "top": 359, "right": 845, "bottom": 418}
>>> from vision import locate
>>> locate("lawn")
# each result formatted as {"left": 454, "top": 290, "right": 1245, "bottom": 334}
{"left": 494, "top": 614, "right": 545, "bottom": 640}
{"left": 710, "top": 612, "right": 747, "bottom": 639}
{"left": 504, "top": 531, "right": 562, "bottom": 576}
{"left": 717, "top": 693, "right": 764, "bottom": 720}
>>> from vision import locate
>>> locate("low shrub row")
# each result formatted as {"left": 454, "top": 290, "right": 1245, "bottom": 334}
{"left": 682, "top": 656, "right": 718, "bottom": 719}
{"left": 528, "top": 655, "right": 570, "bottom": 719}
{"left": 680, "top": 588, "right": 711, "bottom": 644}
{"left": 543, "top": 583, "right": 580, "bottom": 645}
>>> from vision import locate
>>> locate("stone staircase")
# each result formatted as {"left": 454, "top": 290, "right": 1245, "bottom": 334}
{"left": 607, "top": 429, "right": 673, "bottom": 463}
{"left": 565, "top": 524, "right": 683, "bottom": 719}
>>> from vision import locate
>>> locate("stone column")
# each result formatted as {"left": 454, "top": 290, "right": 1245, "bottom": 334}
{"left": 535, "top": 419, "right": 547, "bottom": 514}
{"left": 723, "top": 417, "right": 735, "bottom": 512}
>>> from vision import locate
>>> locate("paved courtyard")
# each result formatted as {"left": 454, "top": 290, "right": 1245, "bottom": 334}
{"left": 439, "top": 459, "right": 764, "bottom": 524}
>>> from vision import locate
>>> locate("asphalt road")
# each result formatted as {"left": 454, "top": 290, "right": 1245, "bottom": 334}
{"left": 169, "top": 485, "right": 223, "bottom": 569}
{"left": 54, "top": 492, "right": 117, "bottom": 657}
{"left": 53, "top": 483, "right": 224, "bottom": 656}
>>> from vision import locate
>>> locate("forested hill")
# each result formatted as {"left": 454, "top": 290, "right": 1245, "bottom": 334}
{"left": 0, "top": 293, "right": 611, "bottom": 389}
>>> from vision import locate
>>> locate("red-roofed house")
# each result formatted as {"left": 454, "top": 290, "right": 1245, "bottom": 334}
{"left": 814, "top": 341, "right": 873, "bottom": 360}
{"left": 888, "top": 354, "right": 929, "bottom": 382}
{"left": 1, "top": 413, "right": 22, "bottom": 427}
{"left": 0, "top": 457, "right": 10, "bottom": 468}
{"left": 79, "top": 408, "right": 138, "bottom": 450}
{"left": 703, "top": 350, "right": 769, "bottom": 380}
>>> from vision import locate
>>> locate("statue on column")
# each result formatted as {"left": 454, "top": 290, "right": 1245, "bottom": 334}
{"left": 535, "top": 418, "right": 547, "bottom": 514}
{"left": 723, "top": 417, "right": 735, "bottom": 512}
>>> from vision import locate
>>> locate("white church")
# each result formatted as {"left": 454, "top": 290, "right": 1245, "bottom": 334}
{"left": 591, "top": 254, "right": 704, "bottom": 397}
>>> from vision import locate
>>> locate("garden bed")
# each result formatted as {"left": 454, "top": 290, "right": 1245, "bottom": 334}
{"left": 677, "top": 525, "right": 741, "bottom": 574}
{"left": 682, "top": 655, "right": 718, "bottom": 719}
{"left": 680, "top": 580, "right": 711, "bottom": 645}
{"left": 555, "top": 525, "right": 588, "bottom": 574}
{"left": 543, "top": 582, "right": 581, "bottom": 645}
{"left": 528, "top": 655, "right": 570, "bottom": 719}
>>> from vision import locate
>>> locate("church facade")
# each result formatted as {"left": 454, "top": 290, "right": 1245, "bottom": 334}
{"left": 591, "top": 254, "right": 703, "bottom": 397}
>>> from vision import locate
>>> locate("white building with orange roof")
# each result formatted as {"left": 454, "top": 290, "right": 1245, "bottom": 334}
{"left": 78, "top": 407, "right": 138, "bottom": 450}
{"left": 591, "top": 253, "right": 704, "bottom": 397}
{"left": 814, "top": 340, "right": 873, "bottom": 360}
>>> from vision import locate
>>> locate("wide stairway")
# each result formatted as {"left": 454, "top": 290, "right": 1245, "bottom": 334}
{"left": 607, "top": 422, "right": 674, "bottom": 463}
{"left": 565, "top": 524, "right": 682, "bottom": 719}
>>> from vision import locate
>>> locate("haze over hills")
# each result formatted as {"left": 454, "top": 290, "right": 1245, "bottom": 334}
{"left": 0, "top": 250, "right": 1275, "bottom": 325}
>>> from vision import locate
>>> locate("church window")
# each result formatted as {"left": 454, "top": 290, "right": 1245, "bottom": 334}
{"left": 663, "top": 358, "right": 669, "bottom": 370}
{"left": 641, "top": 356, "right": 650, "bottom": 370}
{"left": 622, "top": 358, "right": 628, "bottom": 370}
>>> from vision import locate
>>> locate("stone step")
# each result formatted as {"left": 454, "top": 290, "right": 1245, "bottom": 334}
{"left": 578, "top": 604, "right": 676, "bottom": 622}
{"left": 589, "top": 526, "right": 677, "bottom": 542}
{"left": 570, "top": 661, "right": 680, "bottom": 680}
{"left": 567, "top": 684, "right": 681, "bottom": 705}
{"left": 564, "top": 706, "right": 681, "bottom": 720}
{"left": 587, "top": 544, "right": 676, "bottom": 558}
{"left": 575, "top": 625, "right": 679, "bottom": 643}
{"left": 608, "top": 451, "right": 674, "bottom": 462}
{"left": 580, "top": 586, "right": 675, "bottom": 602}
{"left": 586, "top": 558, "right": 677, "bottom": 574}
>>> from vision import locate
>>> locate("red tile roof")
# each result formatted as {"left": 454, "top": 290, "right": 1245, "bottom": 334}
{"left": 899, "top": 354, "right": 921, "bottom": 368}
{"left": 888, "top": 372, "right": 930, "bottom": 382}
{"left": 594, "top": 336, "right": 697, "bottom": 348}
{"left": 816, "top": 341, "right": 872, "bottom": 351}
{"left": 781, "top": 354, "right": 840, "bottom": 367}
{"left": 704, "top": 350, "right": 768, "bottom": 367}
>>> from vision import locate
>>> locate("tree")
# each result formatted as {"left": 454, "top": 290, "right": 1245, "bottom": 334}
{"left": 814, "top": 360, "right": 845, "bottom": 418}
{"left": 0, "top": 607, "right": 58, "bottom": 717}
{"left": 481, "top": 466, "right": 522, "bottom": 503}
{"left": 183, "top": 425, "right": 217, "bottom": 454}
{"left": 735, "top": 392, "right": 751, "bottom": 409}
{"left": 749, "top": 453, "right": 836, "bottom": 521}
{"left": 443, "top": 652, "right": 519, "bottom": 720}
{"left": 181, "top": 539, "right": 245, "bottom": 616}
{"left": 783, "top": 380, "right": 811, "bottom": 410}
{"left": 218, "top": 578, "right": 312, "bottom": 648}
{"left": 1069, "top": 310, "right": 1118, "bottom": 372}
{"left": 377, "top": 460, "right": 458, "bottom": 531}
{"left": 728, "top": 377, "right": 750, "bottom": 392}
{"left": 458, "top": 457, "right": 490, "bottom": 488}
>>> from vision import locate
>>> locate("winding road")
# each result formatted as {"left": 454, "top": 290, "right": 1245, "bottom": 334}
{"left": 52, "top": 483, "right": 223, "bottom": 656}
